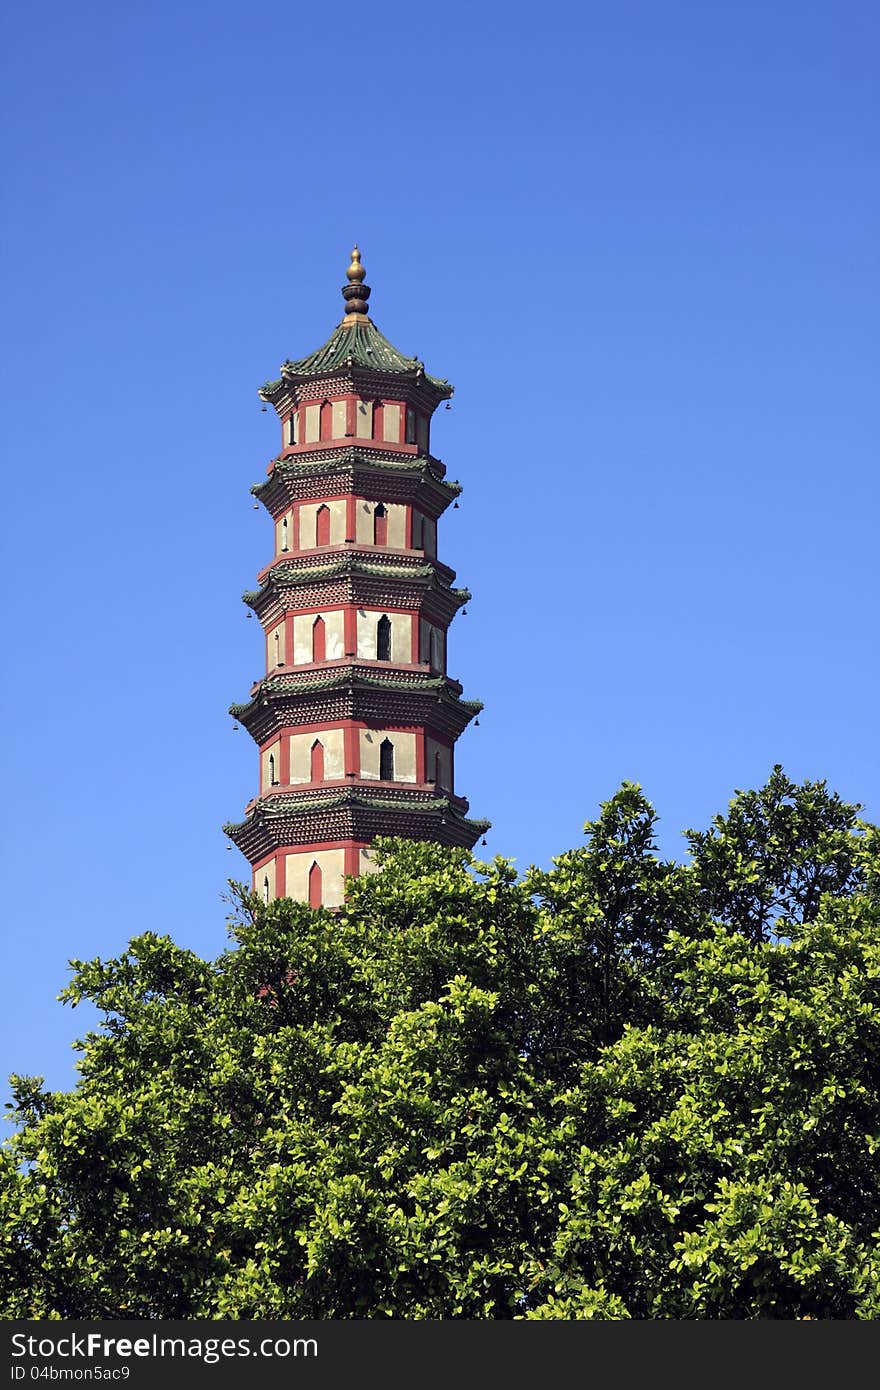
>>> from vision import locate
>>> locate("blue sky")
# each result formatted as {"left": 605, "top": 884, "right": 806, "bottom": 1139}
{"left": 2, "top": 0, "right": 878, "bottom": 1094}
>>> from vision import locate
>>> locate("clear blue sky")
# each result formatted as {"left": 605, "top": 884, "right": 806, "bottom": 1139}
{"left": 2, "top": 0, "right": 878, "bottom": 1094}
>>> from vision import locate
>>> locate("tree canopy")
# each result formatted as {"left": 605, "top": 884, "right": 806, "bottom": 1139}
{"left": 3, "top": 767, "right": 879, "bottom": 1319}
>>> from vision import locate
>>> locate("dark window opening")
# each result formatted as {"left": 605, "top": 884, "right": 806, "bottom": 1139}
{"left": 379, "top": 738, "right": 395, "bottom": 782}
{"left": 377, "top": 614, "right": 392, "bottom": 661}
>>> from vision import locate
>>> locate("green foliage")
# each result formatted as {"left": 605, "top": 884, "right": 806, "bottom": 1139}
{"left": 2, "top": 771, "right": 878, "bottom": 1319}
{"left": 685, "top": 764, "right": 868, "bottom": 942}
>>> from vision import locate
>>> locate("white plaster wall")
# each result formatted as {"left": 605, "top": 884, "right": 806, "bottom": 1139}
{"left": 356, "top": 399, "right": 373, "bottom": 438}
{"left": 359, "top": 729, "right": 416, "bottom": 782}
{"left": 354, "top": 501, "right": 406, "bottom": 548}
{"left": 292, "top": 610, "right": 345, "bottom": 665}
{"left": 331, "top": 400, "right": 347, "bottom": 439}
{"left": 387, "top": 503, "right": 406, "bottom": 548}
{"left": 355, "top": 500, "right": 373, "bottom": 545}
{"left": 426, "top": 738, "right": 452, "bottom": 790}
{"left": 285, "top": 848, "right": 346, "bottom": 908}
{"left": 299, "top": 499, "right": 346, "bottom": 549}
{"left": 261, "top": 738, "right": 281, "bottom": 791}
{"left": 275, "top": 512, "right": 292, "bottom": 555}
{"left": 359, "top": 847, "right": 379, "bottom": 876}
{"left": 266, "top": 621, "right": 286, "bottom": 669}
{"left": 290, "top": 728, "right": 344, "bottom": 783}
{"left": 356, "top": 609, "right": 411, "bottom": 662}
{"left": 420, "top": 621, "right": 445, "bottom": 670}
{"left": 255, "top": 857, "right": 276, "bottom": 902}
{"left": 383, "top": 403, "right": 401, "bottom": 442}
{"left": 304, "top": 403, "right": 320, "bottom": 443}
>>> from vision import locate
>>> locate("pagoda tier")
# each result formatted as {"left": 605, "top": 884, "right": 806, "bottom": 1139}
{"left": 227, "top": 247, "right": 487, "bottom": 909}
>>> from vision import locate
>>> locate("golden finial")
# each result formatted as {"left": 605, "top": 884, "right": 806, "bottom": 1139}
{"left": 341, "top": 244, "right": 371, "bottom": 322}
{"left": 346, "top": 245, "right": 366, "bottom": 284}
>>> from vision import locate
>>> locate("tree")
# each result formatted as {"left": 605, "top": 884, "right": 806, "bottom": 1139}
{"left": 684, "top": 764, "right": 869, "bottom": 942}
{"left": 2, "top": 772, "right": 878, "bottom": 1319}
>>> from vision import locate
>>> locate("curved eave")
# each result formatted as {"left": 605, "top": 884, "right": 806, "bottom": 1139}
{"left": 259, "top": 317, "right": 454, "bottom": 405}
{"left": 228, "top": 671, "right": 483, "bottom": 723}
{"left": 251, "top": 469, "right": 461, "bottom": 524}
{"left": 251, "top": 450, "right": 461, "bottom": 501}
{"left": 224, "top": 792, "right": 490, "bottom": 845}
{"left": 242, "top": 558, "right": 470, "bottom": 612}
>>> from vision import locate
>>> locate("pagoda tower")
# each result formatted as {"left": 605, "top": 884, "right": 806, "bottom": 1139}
{"left": 224, "top": 248, "right": 489, "bottom": 909}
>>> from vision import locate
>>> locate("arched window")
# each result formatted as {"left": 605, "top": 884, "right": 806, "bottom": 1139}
{"left": 379, "top": 738, "right": 395, "bottom": 782}
{"left": 308, "top": 861, "right": 322, "bottom": 910}
{"left": 373, "top": 503, "right": 388, "bottom": 547}
{"left": 262, "top": 875, "right": 270, "bottom": 904}
{"left": 281, "top": 515, "right": 289, "bottom": 552}
{"left": 316, "top": 504, "right": 331, "bottom": 547}
{"left": 274, "top": 630, "right": 283, "bottom": 666}
{"left": 287, "top": 412, "right": 297, "bottom": 446}
{"left": 319, "top": 401, "right": 331, "bottom": 440}
{"left": 268, "top": 753, "right": 276, "bottom": 786}
{"left": 376, "top": 614, "right": 392, "bottom": 662}
{"left": 310, "top": 739, "right": 324, "bottom": 783}
{"left": 312, "top": 615, "right": 326, "bottom": 663}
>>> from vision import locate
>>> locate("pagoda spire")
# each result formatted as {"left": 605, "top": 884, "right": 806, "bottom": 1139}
{"left": 341, "top": 245, "right": 372, "bottom": 324}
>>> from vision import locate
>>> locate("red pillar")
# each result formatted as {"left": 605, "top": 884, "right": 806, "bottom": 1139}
{"left": 308, "top": 861, "right": 323, "bottom": 909}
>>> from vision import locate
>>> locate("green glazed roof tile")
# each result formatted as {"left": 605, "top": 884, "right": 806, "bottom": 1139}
{"left": 251, "top": 452, "right": 462, "bottom": 498}
{"left": 261, "top": 318, "right": 453, "bottom": 398}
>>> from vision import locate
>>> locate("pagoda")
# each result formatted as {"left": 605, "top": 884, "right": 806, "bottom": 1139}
{"left": 224, "top": 248, "right": 489, "bottom": 909}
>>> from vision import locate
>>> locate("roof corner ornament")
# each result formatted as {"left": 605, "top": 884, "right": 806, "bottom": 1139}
{"left": 341, "top": 244, "right": 371, "bottom": 324}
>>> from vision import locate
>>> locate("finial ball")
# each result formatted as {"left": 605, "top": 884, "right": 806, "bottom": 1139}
{"left": 347, "top": 246, "right": 366, "bottom": 283}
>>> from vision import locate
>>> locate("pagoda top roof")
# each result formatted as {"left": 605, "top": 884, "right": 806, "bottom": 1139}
{"left": 260, "top": 247, "right": 453, "bottom": 402}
